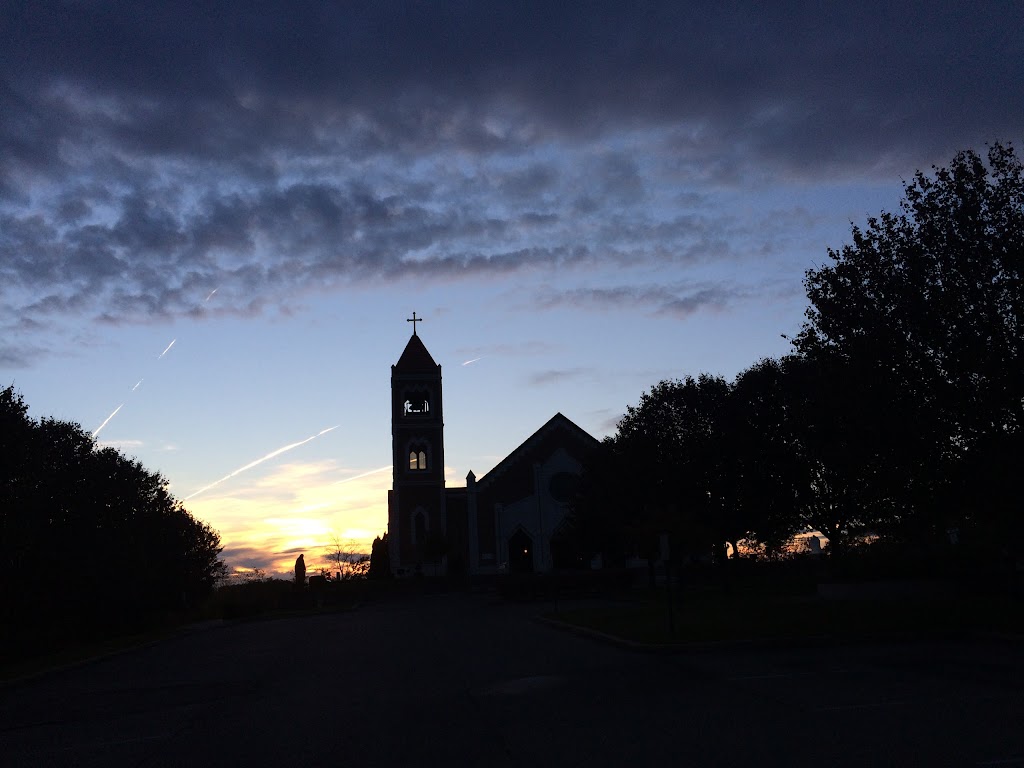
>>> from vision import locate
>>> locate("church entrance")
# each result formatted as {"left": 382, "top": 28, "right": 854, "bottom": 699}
{"left": 507, "top": 529, "right": 534, "bottom": 574}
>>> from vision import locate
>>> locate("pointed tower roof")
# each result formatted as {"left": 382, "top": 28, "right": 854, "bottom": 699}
{"left": 394, "top": 333, "right": 438, "bottom": 372}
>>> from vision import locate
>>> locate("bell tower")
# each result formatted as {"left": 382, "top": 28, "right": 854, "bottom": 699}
{"left": 387, "top": 313, "right": 446, "bottom": 574}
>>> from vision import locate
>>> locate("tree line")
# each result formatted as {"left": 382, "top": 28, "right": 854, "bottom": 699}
{"left": 574, "top": 143, "right": 1022, "bottom": 573}
{"left": 1, "top": 386, "right": 225, "bottom": 655}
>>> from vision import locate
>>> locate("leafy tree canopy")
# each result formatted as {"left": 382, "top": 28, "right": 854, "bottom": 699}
{"left": 796, "top": 142, "right": 1023, "bottom": 544}
{"left": 573, "top": 144, "right": 1023, "bottom": 567}
{"left": 1, "top": 385, "right": 226, "bottom": 653}
{"left": 797, "top": 143, "right": 1022, "bottom": 445}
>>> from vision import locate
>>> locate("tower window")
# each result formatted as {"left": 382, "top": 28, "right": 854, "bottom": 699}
{"left": 403, "top": 391, "right": 431, "bottom": 416}
{"left": 409, "top": 448, "right": 428, "bottom": 470}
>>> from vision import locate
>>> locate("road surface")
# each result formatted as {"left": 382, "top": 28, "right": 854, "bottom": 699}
{"left": 2, "top": 593, "right": 1023, "bottom": 766}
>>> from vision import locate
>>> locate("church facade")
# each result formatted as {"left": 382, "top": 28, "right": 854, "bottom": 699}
{"left": 387, "top": 326, "right": 600, "bottom": 576}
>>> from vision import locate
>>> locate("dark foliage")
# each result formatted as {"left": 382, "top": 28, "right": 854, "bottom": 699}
{"left": 0, "top": 386, "right": 226, "bottom": 656}
{"left": 573, "top": 144, "right": 1023, "bottom": 575}
{"left": 795, "top": 142, "right": 1023, "bottom": 554}
{"left": 368, "top": 532, "right": 392, "bottom": 579}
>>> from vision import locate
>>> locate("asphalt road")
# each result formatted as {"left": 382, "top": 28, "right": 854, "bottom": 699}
{"left": 2, "top": 593, "right": 1023, "bottom": 767}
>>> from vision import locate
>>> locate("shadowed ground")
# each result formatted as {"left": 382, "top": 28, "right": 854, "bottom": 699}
{"left": 2, "top": 593, "right": 1023, "bottom": 767}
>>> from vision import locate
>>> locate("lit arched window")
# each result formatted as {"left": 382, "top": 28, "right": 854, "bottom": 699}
{"left": 409, "top": 447, "right": 428, "bottom": 470}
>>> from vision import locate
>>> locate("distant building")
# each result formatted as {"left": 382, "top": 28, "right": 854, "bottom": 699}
{"left": 387, "top": 324, "right": 599, "bottom": 576}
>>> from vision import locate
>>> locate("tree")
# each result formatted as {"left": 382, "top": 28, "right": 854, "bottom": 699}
{"left": 778, "top": 354, "right": 903, "bottom": 555}
{"left": 729, "top": 358, "right": 805, "bottom": 554}
{"left": 571, "top": 437, "right": 641, "bottom": 566}
{"left": 575, "top": 375, "right": 746, "bottom": 570}
{"left": 795, "top": 143, "right": 1024, "bottom": 549}
{"left": 323, "top": 535, "right": 370, "bottom": 580}
{"left": 1, "top": 385, "right": 226, "bottom": 653}
{"left": 368, "top": 532, "right": 391, "bottom": 579}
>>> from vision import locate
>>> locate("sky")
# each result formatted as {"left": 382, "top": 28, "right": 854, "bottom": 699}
{"left": 2, "top": 1, "right": 1022, "bottom": 577}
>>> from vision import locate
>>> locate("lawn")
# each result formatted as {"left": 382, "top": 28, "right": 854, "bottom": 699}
{"left": 545, "top": 589, "right": 1023, "bottom": 646}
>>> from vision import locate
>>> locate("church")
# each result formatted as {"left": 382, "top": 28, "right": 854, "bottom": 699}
{"left": 387, "top": 319, "right": 600, "bottom": 576}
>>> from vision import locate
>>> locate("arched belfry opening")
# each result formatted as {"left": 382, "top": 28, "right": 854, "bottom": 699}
{"left": 388, "top": 313, "right": 447, "bottom": 574}
{"left": 403, "top": 389, "right": 432, "bottom": 416}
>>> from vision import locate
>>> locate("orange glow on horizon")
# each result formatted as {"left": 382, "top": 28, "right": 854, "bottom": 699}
{"left": 188, "top": 459, "right": 390, "bottom": 578}
{"left": 191, "top": 462, "right": 475, "bottom": 578}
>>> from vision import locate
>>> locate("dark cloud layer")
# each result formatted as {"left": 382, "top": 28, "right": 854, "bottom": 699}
{"left": 6, "top": 1, "right": 1017, "bottom": 170}
{"left": 2, "top": 0, "right": 1021, "bottom": 362}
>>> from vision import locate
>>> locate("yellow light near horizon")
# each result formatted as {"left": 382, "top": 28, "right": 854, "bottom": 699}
{"left": 264, "top": 516, "right": 331, "bottom": 540}
{"left": 187, "top": 459, "right": 390, "bottom": 577}
{"left": 338, "top": 528, "right": 377, "bottom": 547}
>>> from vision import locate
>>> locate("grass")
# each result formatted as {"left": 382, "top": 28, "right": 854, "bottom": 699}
{"left": 0, "top": 585, "right": 366, "bottom": 685}
{"left": 0, "top": 626, "right": 181, "bottom": 685}
{"left": 545, "top": 590, "right": 1024, "bottom": 646}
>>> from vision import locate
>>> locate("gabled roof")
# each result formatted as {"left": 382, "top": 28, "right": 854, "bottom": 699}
{"left": 394, "top": 333, "right": 438, "bottom": 372}
{"left": 475, "top": 412, "right": 600, "bottom": 490}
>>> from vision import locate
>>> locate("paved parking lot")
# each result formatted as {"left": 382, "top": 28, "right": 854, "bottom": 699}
{"left": 2, "top": 593, "right": 1023, "bottom": 767}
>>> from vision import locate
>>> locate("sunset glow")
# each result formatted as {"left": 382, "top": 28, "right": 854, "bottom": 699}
{"left": 187, "top": 460, "right": 391, "bottom": 577}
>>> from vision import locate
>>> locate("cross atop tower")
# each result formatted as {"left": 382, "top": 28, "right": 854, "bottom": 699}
{"left": 407, "top": 311, "right": 423, "bottom": 335}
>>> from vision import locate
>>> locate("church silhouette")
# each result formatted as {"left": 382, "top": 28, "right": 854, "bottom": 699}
{"left": 388, "top": 320, "right": 600, "bottom": 576}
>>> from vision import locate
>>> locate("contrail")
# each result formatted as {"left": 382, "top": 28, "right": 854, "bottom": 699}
{"left": 205, "top": 288, "right": 218, "bottom": 301}
{"left": 92, "top": 404, "right": 124, "bottom": 437}
{"left": 185, "top": 425, "right": 340, "bottom": 501}
{"left": 157, "top": 339, "right": 176, "bottom": 359}
{"left": 461, "top": 356, "right": 484, "bottom": 366}
{"left": 96, "top": 336, "right": 173, "bottom": 434}
{"left": 333, "top": 465, "right": 391, "bottom": 485}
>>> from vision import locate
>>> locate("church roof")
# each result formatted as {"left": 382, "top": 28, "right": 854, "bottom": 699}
{"left": 394, "top": 333, "right": 438, "bottom": 372}
{"left": 475, "top": 412, "right": 600, "bottom": 490}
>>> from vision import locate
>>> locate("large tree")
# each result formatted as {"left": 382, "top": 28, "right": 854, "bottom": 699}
{"left": 795, "top": 143, "right": 1024, "bottom": 549}
{"left": 729, "top": 357, "right": 805, "bottom": 554}
{"left": 1, "top": 385, "right": 226, "bottom": 653}
{"left": 599, "top": 374, "right": 740, "bottom": 563}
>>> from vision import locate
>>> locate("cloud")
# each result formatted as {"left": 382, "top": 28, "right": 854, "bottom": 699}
{"left": 527, "top": 368, "right": 593, "bottom": 387}
{"left": 7, "top": 2, "right": 1017, "bottom": 174}
{"left": 1, "top": 1, "right": 1021, "bottom": 363}
{"left": 219, "top": 545, "right": 277, "bottom": 572}
{"left": 97, "top": 438, "right": 144, "bottom": 450}
{"left": 454, "top": 340, "right": 560, "bottom": 358}
{"left": 535, "top": 282, "right": 744, "bottom": 318}
{"left": 0, "top": 340, "right": 48, "bottom": 368}
{"left": 586, "top": 408, "right": 624, "bottom": 436}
